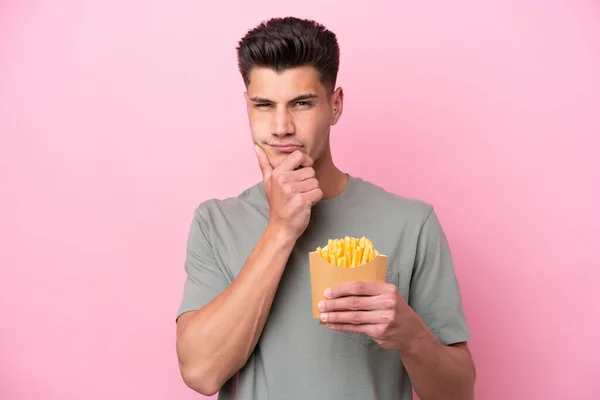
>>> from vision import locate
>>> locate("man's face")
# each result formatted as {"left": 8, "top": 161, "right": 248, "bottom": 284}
{"left": 244, "top": 65, "right": 342, "bottom": 169}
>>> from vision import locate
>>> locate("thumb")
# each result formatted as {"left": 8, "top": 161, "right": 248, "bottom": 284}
{"left": 254, "top": 145, "right": 273, "bottom": 181}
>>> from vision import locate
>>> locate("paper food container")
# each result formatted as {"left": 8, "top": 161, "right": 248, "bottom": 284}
{"left": 309, "top": 238, "right": 389, "bottom": 320}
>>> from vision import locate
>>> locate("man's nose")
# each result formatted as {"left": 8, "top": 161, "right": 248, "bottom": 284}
{"left": 272, "top": 107, "right": 295, "bottom": 137}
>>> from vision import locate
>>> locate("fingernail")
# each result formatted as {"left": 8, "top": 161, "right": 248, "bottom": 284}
{"left": 320, "top": 313, "right": 328, "bottom": 322}
{"left": 318, "top": 301, "right": 325, "bottom": 311}
{"left": 324, "top": 289, "right": 331, "bottom": 299}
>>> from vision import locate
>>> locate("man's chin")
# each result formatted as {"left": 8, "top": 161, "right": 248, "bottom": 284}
{"left": 267, "top": 153, "right": 288, "bottom": 169}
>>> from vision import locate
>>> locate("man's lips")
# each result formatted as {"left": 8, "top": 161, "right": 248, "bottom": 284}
{"left": 269, "top": 144, "right": 302, "bottom": 153}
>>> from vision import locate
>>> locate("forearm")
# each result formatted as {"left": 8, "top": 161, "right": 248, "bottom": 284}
{"left": 400, "top": 318, "right": 475, "bottom": 400}
{"left": 177, "top": 224, "right": 295, "bottom": 395}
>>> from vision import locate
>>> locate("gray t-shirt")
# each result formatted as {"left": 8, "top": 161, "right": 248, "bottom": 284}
{"left": 177, "top": 174, "right": 471, "bottom": 400}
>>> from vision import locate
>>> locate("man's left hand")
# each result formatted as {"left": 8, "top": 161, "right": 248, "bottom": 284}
{"left": 318, "top": 281, "right": 422, "bottom": 351}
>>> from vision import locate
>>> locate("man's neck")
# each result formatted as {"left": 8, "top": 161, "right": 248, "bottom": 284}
{"left": 313, "top": 151, "right": 348, "bottom": 200}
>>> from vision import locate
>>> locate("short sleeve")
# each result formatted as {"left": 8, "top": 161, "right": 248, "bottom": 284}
{"left": 176, "top": 205, "right": 230, "bottom": 321}
{"left": 409, "top": 208, "right": 472, "bottom": 345}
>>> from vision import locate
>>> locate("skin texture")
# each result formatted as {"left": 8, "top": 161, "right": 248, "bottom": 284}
{"left": 244, "top": 65, "right": 348, "bottom": 200}
{"left": 176, "top": 65, "right": 475, "bottom": 399}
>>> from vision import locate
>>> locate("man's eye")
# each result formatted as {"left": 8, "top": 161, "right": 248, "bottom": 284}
{"left": 257, "top": 103, "right": 271, "bottom": 108}
{"left": 296, "top": 101, "right": 312, "bottom": 107}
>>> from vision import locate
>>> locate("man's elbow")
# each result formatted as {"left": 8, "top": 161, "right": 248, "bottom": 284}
{"left": 180, "top": 363, "right": 223, "bottom": 397}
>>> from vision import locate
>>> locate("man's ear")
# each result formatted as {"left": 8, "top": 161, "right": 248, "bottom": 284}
{"left": 331, "top": 87, "right": 344, "bottom": 125}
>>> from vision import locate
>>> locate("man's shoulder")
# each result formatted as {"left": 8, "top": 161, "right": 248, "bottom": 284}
{"left": 352, "top": 175, "right": 434, "bottom": 221}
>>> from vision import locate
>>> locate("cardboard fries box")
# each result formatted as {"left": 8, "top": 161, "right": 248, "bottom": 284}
{"left": 309, "top": 244, "right": 389, "bottom": 321}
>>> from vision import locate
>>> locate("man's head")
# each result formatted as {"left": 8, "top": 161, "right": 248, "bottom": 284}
{"left": 237, "top": 17, "right": 343, "bottom": 169}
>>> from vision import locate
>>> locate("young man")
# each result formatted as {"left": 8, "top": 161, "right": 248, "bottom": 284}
{"left": 175, "top": 17, "right": 475, "bottom": 400}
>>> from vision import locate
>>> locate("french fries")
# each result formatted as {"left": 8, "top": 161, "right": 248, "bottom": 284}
{"left": 314, "top": 236, "right": 380, "bottom": 268}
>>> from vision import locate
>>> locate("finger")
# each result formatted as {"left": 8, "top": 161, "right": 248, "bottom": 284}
{"left": 277, "top": 166, "right": 315, "bottom": 184}
{"left": 325, "top": 281, "right": 392, "bottom": 299}
{"left": 292, "top": 155, "right": 313, "bottom": 170}
{"left": 318, "top": 294, "right": 392, "bottom": 312}
{"left": 291, "top": 166, "right": 316, "bottom": 181}
{"left": 320, "top": 310, "right": 393, "bottom": 325}
{"left": 276, "top": 150, "right": 313, "bottom": 173}
{"left": 299, "top": 154, "right": 313, "bottom": 167}
{"left": 254, "top": 145, "right": 273, "bottom": 181}
{"left": 303, "top": 188, "right": 323, "bottom": 207}
{"left": 325, "top": 323, "right": 382, "bottom": 338}
{"left": 292, "top": 178, "right": 319, "bottom": 193}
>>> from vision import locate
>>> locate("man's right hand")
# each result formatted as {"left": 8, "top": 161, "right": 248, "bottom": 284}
{"left": 254, "top": 145, "right": 323, "bottom": 240}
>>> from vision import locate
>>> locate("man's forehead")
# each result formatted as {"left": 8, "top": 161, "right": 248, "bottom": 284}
{"left": 247, "top": 66, "right": 325, "bottom": 99}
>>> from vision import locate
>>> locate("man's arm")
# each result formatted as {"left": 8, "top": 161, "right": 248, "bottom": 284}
{"left": 401, "top": 335, "right": 475, "bottom": 400}
{"left": 401, "top": 206, "right": 475, "bottom": 399}
{"left": 176, "top": 224, "right": 295, "bottom": 396}
{"left": 176, "top": 148, "right": 322, "bottom": 396}
{"left": 320, "top": 281, "right": 475, "bottom": 400}
{"left": 319, "top": 206, "right": 474, "bottom": 399}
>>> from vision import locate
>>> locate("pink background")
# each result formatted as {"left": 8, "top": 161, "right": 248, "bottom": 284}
{"left": 1, "top": 1, "right": 599, "bottom": 399}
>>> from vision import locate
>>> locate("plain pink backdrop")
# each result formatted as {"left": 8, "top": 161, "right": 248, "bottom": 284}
{"left": 1, "top": 1, "right": 599, "bottom": 399}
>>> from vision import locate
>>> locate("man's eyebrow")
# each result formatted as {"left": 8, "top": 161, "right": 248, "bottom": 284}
{"left": 249, "top": 96, "right": 273, "bottom": 103}
{"left": 290, "top": 93, "right": 319, "bottom": 102}
{"left": 249, "top": 93, "right": 319, "bottom": 103}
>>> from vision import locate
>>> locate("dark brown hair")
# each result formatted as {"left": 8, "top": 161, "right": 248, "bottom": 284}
{"left": 236, "top": 17, "right": 340, "bottom": 92}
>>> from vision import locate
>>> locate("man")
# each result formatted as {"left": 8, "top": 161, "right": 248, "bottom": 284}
{"left": 176, "top": 16, "right": 475, "bottom": 400}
